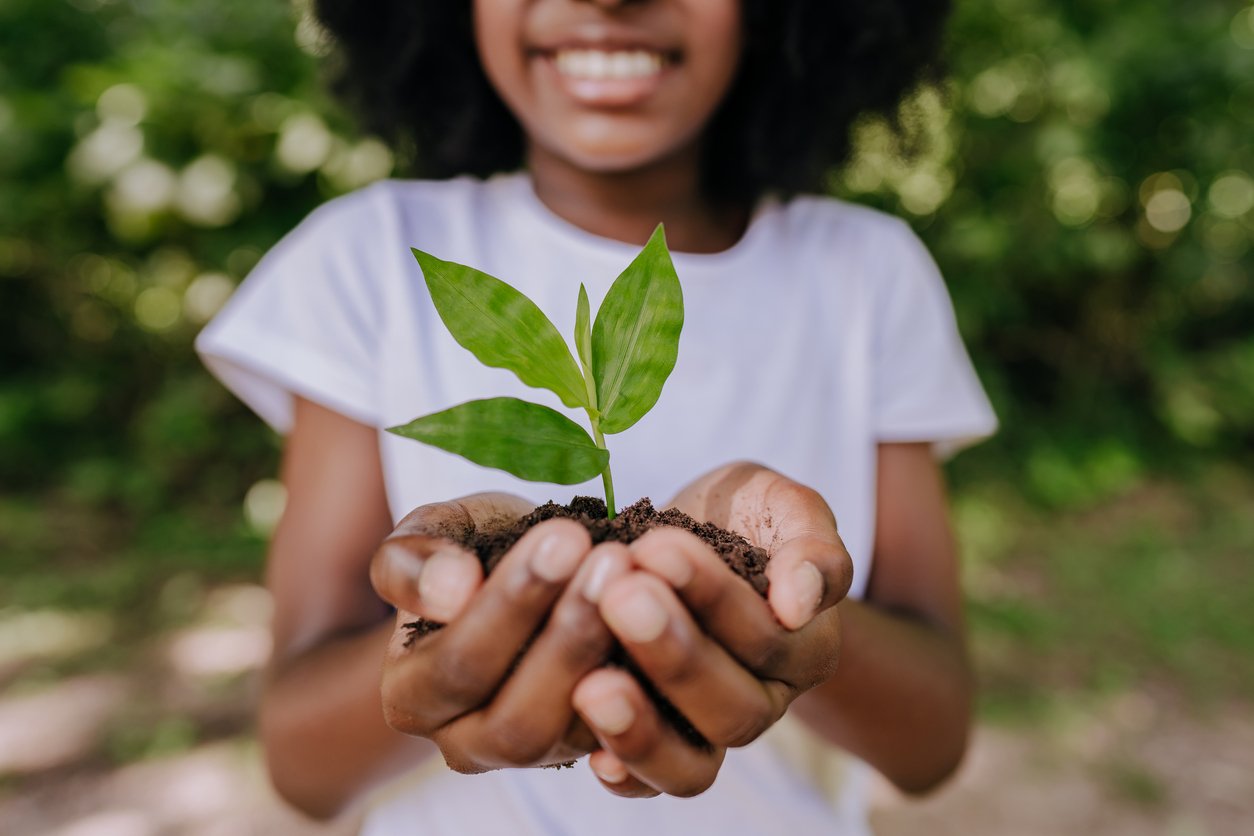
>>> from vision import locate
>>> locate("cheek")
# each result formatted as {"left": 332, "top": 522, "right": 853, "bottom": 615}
{"left": 473, "top": 0, "right": 529, "bottom": 106}
{"left": 688, "top": 1, "right": 743, "bottom": 101}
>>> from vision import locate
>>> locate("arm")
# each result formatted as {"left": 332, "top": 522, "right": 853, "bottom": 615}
{"left": 790, "top": 441, "right": 972, "bottom": 793}
{"left": 259, "top": 397, "right": 436, "bottom": 819}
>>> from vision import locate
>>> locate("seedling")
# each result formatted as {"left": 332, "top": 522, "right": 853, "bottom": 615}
{"left": 388, "top": 225, "right": 682, "bottom": 520}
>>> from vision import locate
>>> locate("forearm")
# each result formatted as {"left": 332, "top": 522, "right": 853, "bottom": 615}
{"left": 789, "top": 597, "right": 972, "bottom": 794}
{"left": 260, "top": 619, "right": 438, "bottom": 819}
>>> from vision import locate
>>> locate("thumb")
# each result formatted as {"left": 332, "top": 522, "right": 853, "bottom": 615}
{"left": 370, "top": 534, "right": 483, "bottom": 623}
{"left": 764, "top": 534, "right": 853, "bottom": 630}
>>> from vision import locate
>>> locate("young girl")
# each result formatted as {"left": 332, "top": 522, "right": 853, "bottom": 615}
{"left": 197, "top": 1, "right": 996, "bottom": 832}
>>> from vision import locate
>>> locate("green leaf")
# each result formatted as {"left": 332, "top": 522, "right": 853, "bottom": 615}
{"left": 412, "top": 249, "right": 588, "bottom": 409}
{"left": 387, "top": 397, "right": 608, "bottom": 485}
{"left": 575, "top": 283, "right": 593, "bottom": 372}
{"left": 591, "top": 224, "right": 684, "bottom": 434}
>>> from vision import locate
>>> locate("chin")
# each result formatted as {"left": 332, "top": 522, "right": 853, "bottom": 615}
{"left": 540, "top": 123, "right": 690, "bottom": 175}
{"left": 562, "top": 146, "right": 663, "bottom": 173}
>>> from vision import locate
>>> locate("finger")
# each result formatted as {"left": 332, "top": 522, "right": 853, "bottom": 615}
{"left": 371, "top": 494, "right": 532, "bottom": 621}
{"left": 573, "top": 668, "right": 726, "bottom": 798}
{"left": 447, "top": 543, "right": 633, "bottom": 768}
{"left": 632, "top": 528, "right": 842, "bottom": 689}
{"left": 764, "top": 532, "right": 853, "bottom": 630}
{"left": 588, "top": 749, "right": 658, "bottom": 798}
{"left": 599, "top": 572, "right": 790, "bottom": 749}
{"left": 629, "top": 526, "right": 780, "bottom": 654}
{"left": 390, "top": 493, "right": 535, "bottom": 541}
{"left": 383, "top": 518, "right": 591, "bottom": 733}
{"left": 371, "top": 535, "right": 482, "bottom": 622}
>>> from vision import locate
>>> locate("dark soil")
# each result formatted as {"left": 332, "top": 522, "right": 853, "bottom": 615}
{"left": 403, "top": 497, "right": 771, "bottom": 749}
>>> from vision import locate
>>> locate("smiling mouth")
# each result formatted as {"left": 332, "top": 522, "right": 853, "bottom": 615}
{"left": 551, "top": 48, "right": 670, "bottom": 81}
{"left": 538, "top": 47, "right": 676, "bottom": 107}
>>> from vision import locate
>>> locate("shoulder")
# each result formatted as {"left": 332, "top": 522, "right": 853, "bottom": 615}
{"left": 769, "top": 193, "right": 917, "bottom": 250}
{"left": 760, "top": 194, "right": 938, "bottom": 300}
{"left": 761, "top": 193, "right": 932, "bottom": 288}
{"left": 292, "top": 175, "right": 497, "bottom": 241}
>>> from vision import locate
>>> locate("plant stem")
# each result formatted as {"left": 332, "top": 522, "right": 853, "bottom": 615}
{"left": 591, "top": 423, "right": 616, "bottom": 520}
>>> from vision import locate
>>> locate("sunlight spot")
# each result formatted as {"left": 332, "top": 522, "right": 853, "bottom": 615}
{"left": 67, "top": 122, "right": 144, "bottom": 185}
{"left": 0, "top": 609, "right": 113, "bottom": 670}
{"left": 1145, "top": 189, "right": 1191, "bottom": 233}
{"left": 1049, "top": 157, "right": 1101, "bottom": 227}
{"left": 183, "top": 272, "right": 235, "bottom": 324}
{"left": 146, "top": 247, "right": 197, "bottom": 290}
{"left": 154, "top": 751, "right": 242, "bottom": 818}
{"left": 203, "top": 584, "right": 273, "bottom": 628}
{"left": 898, "top": 169, "right": 953, "bottom": 216}
{"left": 293, "top": 0, "right": 332, "bottom": 57}
{"left": 133, "top": 286, "right": 182, "bottom": 331}
{"left": 53, "top": 810, "right": 156, "bottom": 836}
{"left": 108, "top": 159, "right": 176, "bottom": 214}
{"left": 0, "top": 676, "right": 127, "bottom": 775}
{"left": 1208, "top": 171, "right": 1254, "bottom": 218}
{"left": 176, "top": 156, "right": 241, "bottom": 228}
{"left": 97, "top": 84, "right": 147, "bottom": 128}
{"left": 966, "top": 55, "right": 1046, "bottom": 122}
{"left": 167, "top": 625, "right": 272, "bottom": 677}
{"left": 276, "top": 113, "right": 333, "bottom": 174}
{"left": 244, "top": 479, "right": 286, "bottom": 536}
{"left": 324, "top": 137, "right": 395, "bottom": 190}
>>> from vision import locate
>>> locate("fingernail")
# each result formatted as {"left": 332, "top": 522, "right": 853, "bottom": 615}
{"left": 792, "top": 561, "right": 824, "bottom": 627}
{"left": 604, "top": 588, "right": 668, "bottom": 643}
{"left": 584, "top": 695, "right": 635, "bottom": 736}
{"left": 383, "top": 542, "right": 423, "bottom": 584}
{"left": 593, "top": 758, "right": 629, "bottom": 784}
{"left": 419, "top": 550, "right": 475, "bottom": 620}
{"left": 531, "top": 530, "right": 583, "bottom": 583}
{"left": 583, "top": 551, "right": 617, "bottom": 603}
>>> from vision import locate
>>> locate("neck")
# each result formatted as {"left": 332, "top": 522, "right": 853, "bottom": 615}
{"left": 526, "top": 143, "right": 749, "bottom": 254}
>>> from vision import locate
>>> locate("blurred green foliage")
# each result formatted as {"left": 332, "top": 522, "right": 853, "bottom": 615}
{"left": 1, "top": 0, "right": 1251, "bottom": 515}
{"left": 840, "top": 0, "right": 1254, "bottom": 502}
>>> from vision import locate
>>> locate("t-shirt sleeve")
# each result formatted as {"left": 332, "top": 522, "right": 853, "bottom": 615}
{"left": 194, "top": 190, "right": 386, "bottom": 433}
{"left": 871, "top": 219, "right": 998, "bottom": 456}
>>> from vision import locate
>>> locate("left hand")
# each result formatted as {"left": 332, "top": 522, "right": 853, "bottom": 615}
{"left": 572, "top": 462, "right": 854, "bottom": 797}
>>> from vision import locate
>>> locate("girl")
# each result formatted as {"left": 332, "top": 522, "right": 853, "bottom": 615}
{"left": 196, "top": 0, "right": 997, "bottom": 832}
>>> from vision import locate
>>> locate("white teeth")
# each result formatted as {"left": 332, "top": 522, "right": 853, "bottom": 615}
{"left": 554, "top": 50, "right": 664, "bottom": 81}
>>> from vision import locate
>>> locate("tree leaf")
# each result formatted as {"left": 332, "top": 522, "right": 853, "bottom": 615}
{"left": 591, "top": 224, "right": 684, "bottom": 434}
{"left": 387, "top": 397, "right": 608, "bottom": 485}
{"left": 412, "top": 249, "right": 588, "bottom": 409}
{"left": 575, "top": 283, "right": 593, "bottom": 372}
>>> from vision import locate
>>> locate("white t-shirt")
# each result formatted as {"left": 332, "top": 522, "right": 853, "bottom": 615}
{"left": 196, "top": 172, "right": 996, "bottom": 834}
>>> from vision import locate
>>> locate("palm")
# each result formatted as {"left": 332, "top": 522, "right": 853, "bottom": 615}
{"left": 665, "top": 462, "right": 839, "bottom": 557}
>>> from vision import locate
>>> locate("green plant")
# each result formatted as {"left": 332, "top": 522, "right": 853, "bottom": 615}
{"left": 388, "top": 225, "right": 683, "bottom": 519}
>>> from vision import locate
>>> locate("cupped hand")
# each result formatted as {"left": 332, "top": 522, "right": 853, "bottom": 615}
{"left": 370, "top": 494, "right": 629, "bottom": 771}
{"left": 572, "top": 463, "right": 854, "bottom": 797}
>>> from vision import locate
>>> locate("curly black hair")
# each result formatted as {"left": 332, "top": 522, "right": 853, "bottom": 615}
{"left": 312, "top": 1, "right": 951, "bottom": 203}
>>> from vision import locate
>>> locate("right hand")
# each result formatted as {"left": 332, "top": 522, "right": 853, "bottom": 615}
{"left": 369, "top": 493, "right": 630, "bottom": 772}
